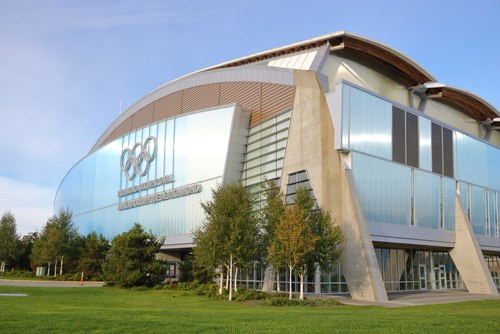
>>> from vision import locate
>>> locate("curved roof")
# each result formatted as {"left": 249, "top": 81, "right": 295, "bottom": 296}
{"left": 199, "top": 31, "right": 436, "bottom": 87}
{"left": 92, "top": 31, "right": 499, "bottom": 152}
{"left": 199, "top": 31, "right": 499, "bottom": 123}
{"left": 440, "top": 86, "right": 500, "bottom": 121}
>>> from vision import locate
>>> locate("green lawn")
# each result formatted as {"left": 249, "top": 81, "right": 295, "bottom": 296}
{"left": 0, "top": 286, "right": 498, "bottom": 333}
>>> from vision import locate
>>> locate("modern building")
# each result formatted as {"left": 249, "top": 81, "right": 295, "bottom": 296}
{"left": 55, "top": 31, "right": 500, "bottom": 301}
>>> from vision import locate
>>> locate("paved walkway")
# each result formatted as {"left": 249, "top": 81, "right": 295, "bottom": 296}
{"left": 0, "top": 279, "right": 104, "bottom": 288}
{"left": 340, "top": 290, "right": 500, "bottom": 307}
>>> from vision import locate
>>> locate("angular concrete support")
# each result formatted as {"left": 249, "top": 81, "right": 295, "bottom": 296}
{"left": 450, "top": 195, "right": 498, "bottom": 295}
{"left": 278, "top": 70, "right": 387, "bottom": 302}
{"left": 261, "top": 266, "right": 275, "bottom": 292}
{"left": 340, "top": 156, "right": 388, "bottom": 302}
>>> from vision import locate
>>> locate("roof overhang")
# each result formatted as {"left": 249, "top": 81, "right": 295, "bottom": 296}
{"left": 412, "top": 84, "right": 500, "bottom": 123}
{"left": 201, "top": 31, "right": 436, "bottom": 87}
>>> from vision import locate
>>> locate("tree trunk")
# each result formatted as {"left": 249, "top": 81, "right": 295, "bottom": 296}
{"left": 54, "top": 259, "right": 58, "bottom": 277}
{"left": 288, "top": 264, "right": 293, "bottom": 300}
{"left": 60, "top": 256, "right": 64, "bottom": 275}
{"left": 47, "top": 261, "right": 51, "bottom": 276}
{"left": 276, "top": 269, "right": 280, "bottom": 293}
{"left": 218, "top": 269, "right": 223, "bottom": 295}
{"left": 234, "top": 267, "right": 238, "bottom": 293}
{"left": 228, "top": 255, "right": 233, "bottom": 301}
{"left": 299, "top": 269, "right": 304, "bottom": 300}
{"left": 0, "top": 260, "right": 5, "bottom": 272}
{"left": 225, "top": 268, "right": 229, "bottom": 290}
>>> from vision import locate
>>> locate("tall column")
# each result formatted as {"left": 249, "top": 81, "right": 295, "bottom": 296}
{"left": 450, "top": 194, "right": 498, "bottom": 295}
{"left": 279, "top": 70, "right": 387, "bottom": 302}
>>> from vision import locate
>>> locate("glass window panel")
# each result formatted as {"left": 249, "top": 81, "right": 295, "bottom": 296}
{"left": 471, "top": 185, "right": 487, "bottom": 235}
{"left": 459, "top": 182, "right": 470, "bottom": 219}
{"left": 487, "top": 145, "right": 500, "bottom": 191}
{"left": 261, "top": 162, "right": 277, "bottom": 173}
{"left": 455, "top": 132, "right": 489, "bottom": 187}
{"left": 352, "top": 152, "right": 411, "bottom": 225}
{"left": 261, "top": 117, "right": 276, "bottom": 129}
{"left": 414, "top": 170, "right": 440, "bottom": 230}
{"left": 497, "top": 192, "right": 499, "bottom": 237}
{"left": 348, "top": 86, "right": 392, "bottom": 159}
{"left": 277, "top": 149, "right": 285, "bottom": 159}
{"left": 419, "top": 117, "right": 432, "bottom": 171}
{"left": 488, "top": 191, "right": 496, "bottom": 236}
{"left": 342, "top": 84, "right": 350, "bottom": 149}
{"left": 164, "top": 120, "right": 175, "bottom": 185}
{"left": 276, "top": 139, "right": 287, "bottom": 150}
{"left": 277, "top": 110, "right": 291, "bottom": 122}
{"left": 276, "top": 120, "right": 290, "bottom": 131}
{"left": 260, "top": 134, "right": 278, "bottom": 146}
{"left": 260, "top": 126, "right": 276, "bottom": 138}
{"left": 247, "top": 141, "right": 261, "bottom": 152}
{"left": 276, "top": 158, "right": 284, "bottom": 169}
{"left": 248, "top": 124, "right": 261, "bottom": 135}
{"left": 261, "top": 171, "right": 277, "bottom": 181}
{"left": 261, "top": 143, "right": 277, "bottom": 155}
{"left": 245, "top": 158, "right": 261, "bottom": 169}
{"left": 246, "top": 150, "right": 260, "bottom": 160}
{"left": 443, "top": 177, "right": 456, "bottom": 231}
{"left": 276, "top": 130, "right": 288, "bottom": 141}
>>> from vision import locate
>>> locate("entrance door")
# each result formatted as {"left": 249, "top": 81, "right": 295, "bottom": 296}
{"left": 438, "top": 265, "right": 447, "bottom": 289}
{"left": 419, "top": 265, "right": 427, "bottom": 290}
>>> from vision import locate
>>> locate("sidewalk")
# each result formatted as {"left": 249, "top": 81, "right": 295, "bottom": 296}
{"left": 340, "top": 290, "right": 500, "bottom": 307}
{"left": 0, "top": 279, "right": 104, "bottom": 287}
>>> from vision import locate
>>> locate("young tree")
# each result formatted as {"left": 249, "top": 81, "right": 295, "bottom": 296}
{"left": 268, "top": 202, "right": 318, "bottom": 300}
{"left": 15, "top": 232, "right": 38, "bottom": 271}
{"left": 260, "top": 179, "right": 285, "bottom": 292}
{"left": 102, "top": 224, "right": 165, "bottom": 288}
{"left": 193, "top": 182, "right": 260, "bottom": 301}
{"left": 78, "top": 232, "right": 109, "bottom": 280}
{"left": 267, "top": 187, "right": 343, "bottom": 300}
{"left": 31, "top": 209, "right": 81, "bottom": 276}
{"left": 0, "top": 211, "right": 20, "bottom": 272}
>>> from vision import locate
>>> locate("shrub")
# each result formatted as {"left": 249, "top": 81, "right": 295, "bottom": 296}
{"left": 233, "top": 288, "right": 269, "bottom": 301}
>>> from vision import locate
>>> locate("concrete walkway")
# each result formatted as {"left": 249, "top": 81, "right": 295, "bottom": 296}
{"left": 341, "top": 290, "right": 500, "bottom": 307}
{"left": 0, "top": 279, "right": 104, "bottom": 288}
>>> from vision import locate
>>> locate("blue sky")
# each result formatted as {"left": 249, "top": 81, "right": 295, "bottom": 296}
{"left": 1, "top": 0, "right": 499, "bottom": 235}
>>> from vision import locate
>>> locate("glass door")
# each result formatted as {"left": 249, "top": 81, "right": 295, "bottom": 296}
{"left": 438, "top": 265, "right": 447, "bottom": 289}
{"left": 419, "top": 265, "right": 427, "bottom": 290}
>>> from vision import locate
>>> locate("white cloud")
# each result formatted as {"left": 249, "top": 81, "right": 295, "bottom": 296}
{"left": 0, "top": 176, "right": 55, "bottom": 236}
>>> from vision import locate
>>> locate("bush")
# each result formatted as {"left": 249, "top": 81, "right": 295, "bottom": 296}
{"left": 0, "top": 270, "right": 35, "bottom": 278}
{"left": 194, "top": 284, "right": 218, "bottom": 297}
{"left": 102, "top": 224, "right": 165, "bottom": 288}
{"left": 233, "top": 288, "right": 269, "bottom": 301}
{"left": 264, "top": 295, "right": 309, "bottom": 306}
{"left": 264, "top": 294, "right": 343, "bottom": 307}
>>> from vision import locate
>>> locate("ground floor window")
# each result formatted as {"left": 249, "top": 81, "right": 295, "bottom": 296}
{"left": 374, "top": 246, "right": 464, "bottom": 291}
{"left": 237, "top": 262, "right": 347, "bottom": 294}
{"left": 484, "top": 254, "right": 500, "bottom": 287}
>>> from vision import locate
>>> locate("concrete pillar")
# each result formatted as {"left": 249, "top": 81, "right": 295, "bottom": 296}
{"left": 450, "top": 194, "right": 498, "bottom": 295}
{"left": 278, "top": 70, "right": 387, "bottom": 302}
{"left": 315, "top": 265, "right": 321, "bottom": 294}
{"left": 340, "top": 158, "right": 388, "bottom": 302}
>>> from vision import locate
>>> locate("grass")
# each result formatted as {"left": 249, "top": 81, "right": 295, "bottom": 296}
{"left": 0, "top": 286, "right": 499, "bottom": 333}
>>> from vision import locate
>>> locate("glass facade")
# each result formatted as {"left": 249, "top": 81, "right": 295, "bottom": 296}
{"left": 55, "top": 106, "right": 245, "bottom": 240}
{"left": 375, "top": 247, "right": 463, "bottom": 291}
{"left": 242, "top": 111, "right": 291, "bottom": 207}
{"left": 342, "top": 82, "right": 499, "bottom": 236}
{"left": 484, "top": 255, "right": 500, "bottom": 287}
{"left": 351, "top": 152, "right": 455, "bottom": 231}
{"left": 237, "top": 262, "right": 347, "bottom": 295}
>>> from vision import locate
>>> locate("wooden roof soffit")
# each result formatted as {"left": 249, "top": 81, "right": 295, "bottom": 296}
{"left": 439, "top": 87, "right": 499, "bottom": 122}
{"left": 329, "top": 35, "right": 432, "bottom": 87}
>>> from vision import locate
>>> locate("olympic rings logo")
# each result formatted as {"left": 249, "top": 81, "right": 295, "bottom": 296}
{"left": 120, "top": 136, "right": 157, "bottom": 181}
